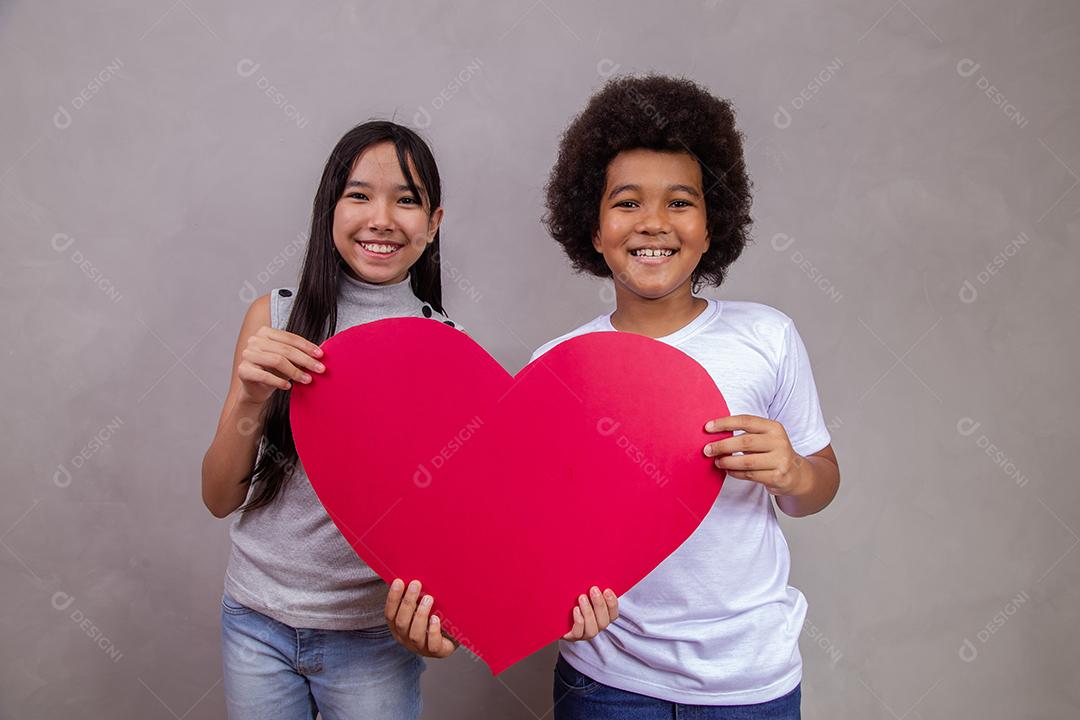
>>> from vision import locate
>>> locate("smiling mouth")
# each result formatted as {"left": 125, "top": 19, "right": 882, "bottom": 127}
{"left": 628, "top": 247, "right": 679, "bottom": 264}
{"left": 629, "top": 248, "right": 677, "bottom": 257}
{"left": 356, "top": 241, "right": 404, "bottom": 257}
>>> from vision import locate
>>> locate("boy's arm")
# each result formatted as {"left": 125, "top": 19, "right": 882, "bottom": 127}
{"left": 775, "top": 444, "right": 840, "bottom": 519}
{"left": 704, "top": 416, "right": 840, "bottom": 518}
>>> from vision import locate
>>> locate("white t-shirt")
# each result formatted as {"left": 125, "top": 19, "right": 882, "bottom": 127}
{"left": 531, "top": 298, "right": 831, "bottom": 705}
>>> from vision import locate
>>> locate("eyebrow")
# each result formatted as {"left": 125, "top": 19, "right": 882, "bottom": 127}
{"left": 344, "top": 180, "right": 415, "bottom": 193}
{"left": 668, "top": 184, "right": 702, "bottom": 197}
{"left": 606, "top": 183, "right": 702, "bottom": 199}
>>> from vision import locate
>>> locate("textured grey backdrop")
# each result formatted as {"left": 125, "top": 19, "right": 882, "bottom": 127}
{"left": 2, "top": 0, "right": 1078, "bottom": 717}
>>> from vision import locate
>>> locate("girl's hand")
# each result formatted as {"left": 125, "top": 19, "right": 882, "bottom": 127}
{"left": 563, "top": 586, "right": 619, "bottom": 641}
{"left": 384, "top": 579, "right": 458, "bottom": 659}
{"left": 236, "top": 326, "right": 325, "bottom": 406}
{"left": 702, "top": 415, "right": 808, "bottom": 496}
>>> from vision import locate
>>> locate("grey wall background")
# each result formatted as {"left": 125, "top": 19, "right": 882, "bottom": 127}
{"left": 2, "top": 0, "right": 1078, "bottom": 717}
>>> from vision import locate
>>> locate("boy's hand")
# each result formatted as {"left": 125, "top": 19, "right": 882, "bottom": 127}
{"left": 703, "top": 415, "right": 809, "bottom": 496}
{"left": 384, "top": 578, "right": 458, "bottom": 658}
{"left": 563, "top": 586, "right": 619, "bottom": 641}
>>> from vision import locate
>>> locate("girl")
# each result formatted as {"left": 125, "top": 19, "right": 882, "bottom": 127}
{"left": 201, "top": 120, "right": 460, "bottom": 719}
{"left": 533, "top": 75, "right": 841, "bottom": 718}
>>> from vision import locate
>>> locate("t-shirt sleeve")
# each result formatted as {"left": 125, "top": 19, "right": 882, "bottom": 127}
{"left": 529, "top": 339, "right": 558, "bottom": 364}
{"left": 768, "top": 319, "right": 832, "bottom": 456}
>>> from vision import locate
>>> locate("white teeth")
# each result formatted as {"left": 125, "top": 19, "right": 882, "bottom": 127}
{"left": 360, "top": 242, "right": 399, "bottom": 254}
{"left": 631, "top": 248, "right": 675, "bottom": 257}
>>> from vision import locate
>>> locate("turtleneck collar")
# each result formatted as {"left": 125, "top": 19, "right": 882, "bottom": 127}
{"left": 338, "top": 267, "right": 419, "bottom": 312}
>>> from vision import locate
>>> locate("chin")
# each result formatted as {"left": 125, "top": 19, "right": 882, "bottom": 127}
{"left": 616, "top": 274, "right": 682, "bottom": 298}
{"left": 639, "top": 289, "right": 681, "bottom": 300}
{"left": 342, "top": 261, "right": 389, "bottom": 284}
{"left": 366, "top": 268, "right": 407, "bottom": 284}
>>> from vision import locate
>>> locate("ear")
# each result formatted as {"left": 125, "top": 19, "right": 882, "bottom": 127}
{"left": 592, "top": 228, "right": 604, "bottom": 254}
{"left": 427, "top": 206, "right": 444, "bottom": 243}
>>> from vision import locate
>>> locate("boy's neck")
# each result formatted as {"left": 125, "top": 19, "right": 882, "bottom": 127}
{"left": 610, "top": 283, "right": 708, "bottom": 339}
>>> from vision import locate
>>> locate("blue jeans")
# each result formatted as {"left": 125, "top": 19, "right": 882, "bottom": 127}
{"left": 220, "top": 592, "right": 424, "bottom": 720}
{"left": 553, "top": 654, "right": 801, "bottom": 719}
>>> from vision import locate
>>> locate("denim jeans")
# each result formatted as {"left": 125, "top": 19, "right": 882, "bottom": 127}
{"left": 552, "top": 654, "right": 801, "bottom": 719}
{"left": 220, "top": 592, "right": 424, "bottom": 720}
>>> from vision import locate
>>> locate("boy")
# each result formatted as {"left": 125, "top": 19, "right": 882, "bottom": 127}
{"left": 534, "top": 75, "right": 840, "bottom": 718}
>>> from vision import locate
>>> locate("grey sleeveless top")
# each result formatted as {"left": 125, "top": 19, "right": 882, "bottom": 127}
{"left": 224, "top": 270, "right": 462, "bottom": 630}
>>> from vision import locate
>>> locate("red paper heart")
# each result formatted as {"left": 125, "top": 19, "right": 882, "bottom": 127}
{"left": 290, "top": 318, "right": 730, "bottom": 674}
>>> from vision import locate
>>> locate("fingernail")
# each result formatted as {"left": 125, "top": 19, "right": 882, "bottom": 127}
{"left": 590, "top": 587, "right": 601, "bottom": 597}
{"left": 705, "top": 422, "right": 714, "bottom": 432}
{"left": 408, "top": 580, "right": 420, "bottom": 593}
{"left": 391, "top": 579, "right": 403, "bottom": 590}
{"left": 579, "top": 595, "right": 588, "bottom": 606}
{"left": 715, "top": 459, "right": 723, "bottom": 467}
{"left": 431, "top": 616, "right": 439, "bottom": 625}
{"left": 421, "top": 595, "right": 432, "bottom": 607}
{"left": 315, "top": 363, "right": 325, "bottom": 372}
{"left": 703, "top": 445, "right": 713, "bottom": 457}
{"left": 314, "top": 347, "right": 324, "bottom": 357}
{"left": 604, "top": 589, "right": 615, "bottom": 600}
{"left": 302, "top": 374, "right": 312, "bottom": 383}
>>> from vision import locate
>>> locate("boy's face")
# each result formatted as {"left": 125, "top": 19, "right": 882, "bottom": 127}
{"left": 593, "top": 149, "right": 709, "bottom": 301}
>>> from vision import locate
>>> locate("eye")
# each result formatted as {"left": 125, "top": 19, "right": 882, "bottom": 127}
{"left": 670, "top": 199, "right": 694, "bottom": 208}
{"left": 614, "top": 200, "right": 639, "bottom": 208}
{"left": 398, "top": 196, "right": 420, "bottom": 206}
{"left": 345, "top": 192, "right": 368, "bottom": 201}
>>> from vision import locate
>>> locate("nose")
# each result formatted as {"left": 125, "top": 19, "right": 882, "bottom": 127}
{"left": 368, "top": 199, "right": 395, "bottom": 234}
{"left": 635, "top": 204, "right": 671, "bottom": 236}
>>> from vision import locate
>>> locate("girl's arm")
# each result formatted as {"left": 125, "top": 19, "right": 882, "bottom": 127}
{"left": 200, "top": 295, "right": 325, "bottom": 517}
{"left": 201, "top": 295, "right": 273, "bottom": 517}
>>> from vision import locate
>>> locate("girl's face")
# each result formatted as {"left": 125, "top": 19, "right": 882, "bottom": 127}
{"left": 593, "top": 149, "right": 709, "bottom": 301}
{"left": 333, "top": 141, "right": 443, "bottom": 285}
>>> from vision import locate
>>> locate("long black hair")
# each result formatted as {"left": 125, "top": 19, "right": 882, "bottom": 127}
{"left": 241, "top": 120, "right": 444, "bottom": 512}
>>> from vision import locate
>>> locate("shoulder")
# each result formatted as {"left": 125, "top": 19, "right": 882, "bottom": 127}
{"left": 719, "top": 300, "right": 794, "bottom": 330}
{"left": 240, "top": 292, "right": 273, "bottom": 332}
{"left": 716, "top": 300, "right": 799, "bottom": 346}
{"left": 529, "top": 314, "right": 611, "bottom": 363}
{"left": 231, "top": 294, "right": 275, "bottom": 352}
{"left": 684, "top": 300, "right": 804, "bottom": 373}
{"left": 418, "top": 302, "right": 466, "bottom": 333}
{"left": 268, "top": 287, "right": 298, "bottom": 330}
{"left": 246, "top": 293, "right": 272, "bottom": 320}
